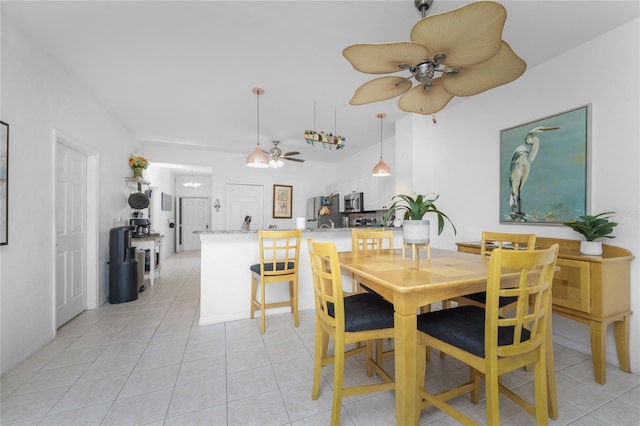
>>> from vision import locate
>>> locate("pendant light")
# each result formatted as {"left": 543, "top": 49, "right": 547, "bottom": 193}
{"left": 246, "top": 87, "right": 270, "bottom": 168}
{"left": 372, "top": 112, "right": 391, "bottom": 176}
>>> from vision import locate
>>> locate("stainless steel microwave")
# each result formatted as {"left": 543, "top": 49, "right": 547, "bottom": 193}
{"left": 344, "top": 192, "right": 364, "bottom": 213}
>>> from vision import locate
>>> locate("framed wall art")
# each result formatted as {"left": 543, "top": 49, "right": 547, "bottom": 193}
{"left": 161, "top": 192, "right": 173, "bottom": 211}
{"left": 500, "top": 104, "right": 590, "bottom": 224}
{"left": 273, "top": 184, "right": 292, "bottom": 218}
{"left": 1, "top": 121, "right": 8, "bottom": 245}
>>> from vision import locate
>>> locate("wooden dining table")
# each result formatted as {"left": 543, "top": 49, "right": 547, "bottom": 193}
{"left": 338, "top": 247, "right": 558, "bottom": 426}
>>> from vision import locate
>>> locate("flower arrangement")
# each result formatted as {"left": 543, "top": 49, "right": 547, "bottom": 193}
{"left": 129, "top": 156, "right": 149, "bottom": 170}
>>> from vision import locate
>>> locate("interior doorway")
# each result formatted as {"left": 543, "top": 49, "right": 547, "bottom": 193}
{"left": 179, "top": 197, "right": 210, "bottom": 251}
{"left": 225, "top": 184, "right": 264, "bottom": 231}
{"left": 54, "top": 132, "right": 98, "bottom": 328}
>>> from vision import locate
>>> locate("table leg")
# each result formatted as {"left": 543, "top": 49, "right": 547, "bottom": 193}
{"left": 393, "top": 307, "right": 419, "bottom": 426}
{"left": 613, "top": 315, "right": 631, "bottom": 373}
{"left": 589, "top": 320, "right": 607, "bottom": 384}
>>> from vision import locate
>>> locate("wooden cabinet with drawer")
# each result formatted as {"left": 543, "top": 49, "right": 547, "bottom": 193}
{"left": 456, "top": 237, "right": 634, "bottom": 384}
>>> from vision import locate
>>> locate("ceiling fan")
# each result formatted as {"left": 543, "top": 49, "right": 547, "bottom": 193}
{"left": 265, "top": 140, "right": 304, "bottom": 168}
{"left": 342, "top": 0, "right": 526, "bottom": 115}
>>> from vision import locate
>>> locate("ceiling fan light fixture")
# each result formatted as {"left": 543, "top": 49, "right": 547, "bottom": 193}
{"left": 372, "top": 113, "right": 391, "bottom": 177}
{"left": 246, "top": 87, "right": 270, "bottom": 168}
{"left": 343, "top": 0, "right": 526, "bottom": 115}
{"left": 269, "top": 157, "right": 284, "bottom": 168}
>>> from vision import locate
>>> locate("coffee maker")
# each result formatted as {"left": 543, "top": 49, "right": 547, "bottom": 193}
{"left": 130, "top": 215, "right": 150, "bottom": 238}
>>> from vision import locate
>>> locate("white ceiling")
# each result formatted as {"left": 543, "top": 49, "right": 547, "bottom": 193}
{"left": 3, "top": 1, "right": 639, "bottom": 164}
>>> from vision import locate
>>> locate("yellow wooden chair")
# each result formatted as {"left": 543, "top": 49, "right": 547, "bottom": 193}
{"left": 351, "top": 228, "right": 396, "bottom": 360}
{"left": 447, "top": 231, "right": 537, "bottom": 315}
{"left": 249, "top": 229, "right": 302, "bottom": 333}
{"left": 350, "top": 228, "right": 394, "bottom": 293}
{"left": 416, "top": 244, "right": 559, "bottom": 425}
{"left": 307, "top": 237, "right": 395, "bottom": 426}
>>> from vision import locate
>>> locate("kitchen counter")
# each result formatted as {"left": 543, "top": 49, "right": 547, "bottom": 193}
{"left": 195, "top": 227, "right": 398, "bottom": 234}
{"left": 197, "top": 228, "right": 402, "bottom": 325}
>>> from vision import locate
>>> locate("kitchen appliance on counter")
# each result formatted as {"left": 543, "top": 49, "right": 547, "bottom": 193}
{"left": 344, "top": 192, "right": 364, "bottom": 213}
{"left": 306, "top": 194, "right": 346, "bottom": 229}
{"left": 130, "top": 218, "right": 151, "bottom": 238}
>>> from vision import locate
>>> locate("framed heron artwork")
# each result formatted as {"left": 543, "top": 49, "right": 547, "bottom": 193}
{"left": 500, "top": 104, "right": 590, "bottom": 224}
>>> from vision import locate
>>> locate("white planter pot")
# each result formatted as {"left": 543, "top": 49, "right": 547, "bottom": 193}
{"left": 402, "top": 220, "right": 430, "bottom": 245}
{"left": 580, "top": 241, "right": 603, "bottom": 255}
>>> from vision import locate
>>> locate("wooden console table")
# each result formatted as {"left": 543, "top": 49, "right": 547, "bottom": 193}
{"left": 456, "top": 237, "right": 634, "bottom": 384}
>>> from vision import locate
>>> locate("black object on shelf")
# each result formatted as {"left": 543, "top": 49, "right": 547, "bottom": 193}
{"left": 108, "top": 226, "right": 139, "bottom": 304}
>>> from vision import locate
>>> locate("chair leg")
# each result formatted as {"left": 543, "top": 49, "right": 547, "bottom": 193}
{"left": 259, "top": 280, "right": 266, "bottom": 333}
{"left": 331, "top": 335, "right": 346, "bottom": 426}
{"left": 470, "top": 368, "right": 480, "bottom": 404}
{"left": 417, "top": 343, "right": 427, "bottom": 419}
{"left": 291, "top": 279, "right": 299, "bottom": 327}
{"left": 485, "top": 363, "right": 500, "bottom": 425}
{"left": 534, "top": 352, "right": 549, "bottom": 425}
{"left": 250, "top": 275, "right": 257, "bottom": 319}
{"left": 312, "top": 320, "right": 324, "bottom": 400}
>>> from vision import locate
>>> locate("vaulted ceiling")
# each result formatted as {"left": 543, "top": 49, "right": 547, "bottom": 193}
{"left": 3, "top": 1, "right": 639, "bottom": 163}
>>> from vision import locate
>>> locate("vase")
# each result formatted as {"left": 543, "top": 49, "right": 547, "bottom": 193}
{"left": 132, "top": 167, "right": 144, "bottom": 179}
{"left": 580, "top": 241, "right": 602, "bottom": 255}
{"left": 402, "top": 219, "right": 430, "bottom": 245}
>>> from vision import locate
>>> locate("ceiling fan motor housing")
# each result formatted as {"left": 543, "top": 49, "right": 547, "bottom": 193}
{"left": 415, "top": 0, "right": 434, "bottom": 17}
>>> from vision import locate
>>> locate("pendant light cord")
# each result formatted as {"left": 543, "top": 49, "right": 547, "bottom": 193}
{"left": 256, "top": 91, "right": 260, "bottom": 147}
{"left": 380, "top": 114, "right": 383, "bottom": 157}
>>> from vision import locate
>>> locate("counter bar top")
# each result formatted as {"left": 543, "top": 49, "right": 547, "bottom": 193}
{"left": 195, "top": 227, "right": 398, "bottom": 234}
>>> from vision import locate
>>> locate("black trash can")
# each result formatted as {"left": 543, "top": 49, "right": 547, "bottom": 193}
{"left": 109, "top": 226, "right": 139, "bottom": 304}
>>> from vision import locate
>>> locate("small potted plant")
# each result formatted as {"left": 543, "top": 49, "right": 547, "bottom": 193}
{"left": 563, "top": 211, "right": 617, "bottom": 255}
{"left": 383, "top": 192, "right": 456, "bottom": 245}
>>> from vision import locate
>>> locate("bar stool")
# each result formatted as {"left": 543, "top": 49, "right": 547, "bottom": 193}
{"left": 250, "top": 229, "right": 302, "bottom": 333}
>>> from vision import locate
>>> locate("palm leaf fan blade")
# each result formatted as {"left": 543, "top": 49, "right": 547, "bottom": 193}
{"left": 350, "top": 76, "right": 413, "bottom": 105}
{"left": 398, "top": 80, "right": 453, "bottom": 115}
{"left": 410, "top": 1, "right": 506, "bottom": 67}
{"left": 343, "top": 42, "right": 428, "bottom": 74}
{"left": 440, "top": 41, "right": 526, "bottom": 97}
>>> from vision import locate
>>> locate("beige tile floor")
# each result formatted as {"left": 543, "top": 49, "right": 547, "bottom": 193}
{"left": 2, "top": 250, "right": 639, "bottom": 425}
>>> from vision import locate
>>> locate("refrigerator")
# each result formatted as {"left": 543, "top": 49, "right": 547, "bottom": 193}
{"left": 305, "top": 194, "right": 347, "bottom": 229}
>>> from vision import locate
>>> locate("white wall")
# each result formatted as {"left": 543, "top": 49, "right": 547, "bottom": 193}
{"left": 141, "top": 143, "right": 340, "bottom": 230}
{"left": 0, "top": 20, "right": 139, "bottom": 374}
{"left": 393, "top": 20, "right": 640, "bottom": 371}
{"left": 144, "top": 166, "right": 177, "bottom": 261}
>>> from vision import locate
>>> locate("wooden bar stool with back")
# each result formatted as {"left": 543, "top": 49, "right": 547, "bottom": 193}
{"left": 249, "top": 229, "right": 302, "bottom": 333}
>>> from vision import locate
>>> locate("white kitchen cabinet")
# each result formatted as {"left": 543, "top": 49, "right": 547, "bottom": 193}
{"left": 340, "top": 172, "right": 395, "bottom": 211}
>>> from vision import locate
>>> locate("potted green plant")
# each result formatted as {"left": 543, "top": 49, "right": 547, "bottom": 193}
{"left": 383, "top": 192, "right": 456, "bottom": 245}
{"left": 563, "top": 211, "right": 617, "bottom": 255}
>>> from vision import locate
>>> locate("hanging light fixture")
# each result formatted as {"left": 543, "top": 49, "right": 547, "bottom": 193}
{"left": 372, "top": 112, "right": 391, "bottom": 176}
{"left": 183, "top": 172, "right": 202, "bottom": 188}
{"left": 246, "top": 87, "right": 270, "bottom": 168}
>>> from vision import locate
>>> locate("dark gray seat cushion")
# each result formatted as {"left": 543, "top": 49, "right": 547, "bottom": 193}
{"left": 327, "top": 293, "right": 395, "bottom": 332}
{"left": 462, "top": 291, "right": 518, "bottom": 308}
{"left": 250, "top": 262, "right": 295, "bottom": 274}
{"left": 417, "top": 305, "right": 530, "bottom": 358}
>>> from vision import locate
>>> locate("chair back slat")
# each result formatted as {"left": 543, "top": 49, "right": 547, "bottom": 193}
{"left": 307, "top": 237, "right": 344, "bottom": 331}
{"left": 258, "top": 230, "right": 301, "bottom": 277}
{"left": 351, "top": 229, "right": 394, "bottom": 254}
{"left": 486, "top": 245, "right": 559, "bottom": 359}
{"left": 480, "top": 231, "right": 537, "bottom": 258}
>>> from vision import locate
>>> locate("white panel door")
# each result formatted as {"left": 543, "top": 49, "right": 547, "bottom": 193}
{"left": 225, "top": 184, "right": 263, "bottom": 231}
{"left": 56, "top": 143, "right": 87, "bottom": 327}
{"left": 182, "top": 197, "right": 210, "bottom": 251}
